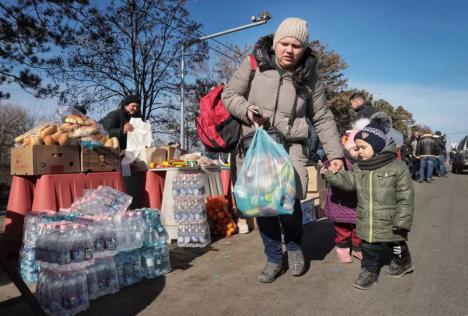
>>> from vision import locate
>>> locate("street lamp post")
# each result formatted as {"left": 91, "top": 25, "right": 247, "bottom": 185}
{"left": 179, "top": 12, "right": 272, "bottom": 149}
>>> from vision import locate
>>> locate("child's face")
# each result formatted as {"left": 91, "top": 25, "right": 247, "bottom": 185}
{"left": 355, "top": 139, "right": 375, "bottom": 160}
{"left": 348, "top": 147, "right": 360, "bottom": 158}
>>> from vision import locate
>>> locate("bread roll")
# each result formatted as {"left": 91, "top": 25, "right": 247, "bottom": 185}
{"left": 38, "top": 124, "right": 51, "bottom": 133}
{"left": 30, "top": 136, "right": 41, "bottom": 146}
{"left": 75, "top": 116, "right": 86, "bottom": 125}
{"left": 111, "top": 137, "right": 120, "bottom": 149}
{"left": 39, "top": 125, "right": 57, "bottom": 139}
{"left": 71, "top": 126, "right": 99, "bottom": 138}
{"left": 43, "top": 135, "right": 54, "bottom": 145}
{"left": 64, "top": 114, "right": 79, "bottom": 124}
{"left": 104, "top": 139, "right": 113, "bottom": 148}
{"left": 82, "top": 119, "right": 97, "bottom": 126}
{"left": 51, "top": 130, "right": 63, "bottom": 142}
{"left": 22, "top": 136, "right": 32, "bottom": 147}
{"left": 60, "top": 123, "right": 76, "bottom": 132}
{"left": 57, "top": 133, "right": 69, "bottom": 146}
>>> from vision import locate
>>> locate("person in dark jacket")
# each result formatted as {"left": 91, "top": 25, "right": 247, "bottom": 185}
{"left": 415, "top": 129, "right": 439, "bottom": 183}
{"left": 433, "top": 131, "right": 447, "bottom": 177}
{"left": 350, "top": 92, "right": 378, "bottom": 119}
{"left": 325, "top": 115, "right": 415, "bottom": 290}
{"left": 101, "top": 95, "right": 141, "bottom": 149}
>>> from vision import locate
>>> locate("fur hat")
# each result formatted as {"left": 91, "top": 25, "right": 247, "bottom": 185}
{"left": 273, "top": 17, "right": 308, "bottom": 48}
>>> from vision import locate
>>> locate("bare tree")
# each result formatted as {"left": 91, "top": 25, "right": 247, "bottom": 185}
{"left": 0, "top": 103, "right": 35, "bottom": 185}
{"left": 54, "top": 0, "right": 207, "bottom": 141}
{"left": 0, "top": 0, "right": 89, "bottom": 99}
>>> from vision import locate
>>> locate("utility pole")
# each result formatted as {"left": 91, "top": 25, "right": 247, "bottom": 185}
{"left": 179, "top": 12, "right": 272, "bottom": 149}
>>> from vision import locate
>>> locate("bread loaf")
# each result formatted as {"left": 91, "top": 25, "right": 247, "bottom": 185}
{"left": 60, "top": 123, "right": 76, "bottom": 132}
{"left": 111, "top": 137, "right": 120, "bottom": 149}
{"left": 22, "top": 136, "right": 32, "bottom": 147}
{"left": 39, "top": 125, "right": 57, "bottom": 139}
{"left": 43, "top": 135, "right": 54, "bottom": 145}
{"left": 71, "top": 126, "right": 99, "bottom": 138}
{"left": 57, "top": 133, "right": 69, "bottom": 146}
{"left": 82, "top": 118, "right": 97, "bottom": 126}
{"left": 30, "top": 136, "right": 41, "bottom": 146}
{"left": 104, "top": 139, "right": 113, "bottom": 148}
{"left": 64, "top": 114, "right": 79, "bottom": 124}
{"left": 51, "top": 130, "right": 63, "bottom": 142}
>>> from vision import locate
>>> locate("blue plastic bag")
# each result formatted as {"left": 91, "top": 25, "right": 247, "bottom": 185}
{"left": 234, "top": 128, "right": 296, "bottom": 217}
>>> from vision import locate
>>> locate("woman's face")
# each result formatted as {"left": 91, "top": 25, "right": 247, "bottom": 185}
{"left": 355, "top": 139, "right": 375, "bottom": 160}
{"left": 274, "top": 37, "right": 305, "bottom": 70}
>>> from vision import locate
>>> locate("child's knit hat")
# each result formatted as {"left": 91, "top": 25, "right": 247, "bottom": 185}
{"left": 354, "top": 121, "right": 387, "bottom": 154}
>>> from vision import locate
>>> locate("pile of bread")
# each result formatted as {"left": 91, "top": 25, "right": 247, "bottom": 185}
{"left": 15, "top": 113, "right": 119, "bottom": 148}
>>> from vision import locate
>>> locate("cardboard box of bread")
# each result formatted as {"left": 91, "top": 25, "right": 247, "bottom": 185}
{"left": 12, "top": 114, "right": 121, "bottom": 175}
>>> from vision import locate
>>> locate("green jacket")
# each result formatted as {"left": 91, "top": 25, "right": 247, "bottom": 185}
{"left": 325, "top": 153, "right": 414, "bottom": 243}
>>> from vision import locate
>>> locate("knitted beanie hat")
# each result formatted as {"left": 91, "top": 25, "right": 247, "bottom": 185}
{"left": 354, "top": 121, "right": 387, "bottom": 154}
{"left": 273, "top": 17, "right": 309, "bottom": 48}
{"left": 120, "top": 95, "right": 140, "bottom": 108}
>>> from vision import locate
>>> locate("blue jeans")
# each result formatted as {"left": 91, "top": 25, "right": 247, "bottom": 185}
{"left": 256, "top": 199, "right": 303, "bottom": 265}
{"left": 419, "top": 157, "right": 435, "bottom": 181}
{"left": 438, "top": 155, "right": 446, "bottom": 176}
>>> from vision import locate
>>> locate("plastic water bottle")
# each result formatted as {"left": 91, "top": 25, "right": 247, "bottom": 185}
{"left": 85, "top": 263, "right": 100, "bottom": 300}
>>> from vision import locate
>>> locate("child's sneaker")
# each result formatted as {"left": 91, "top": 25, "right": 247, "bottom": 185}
{"left": 288, "top": 249, "right": 305, "bottom": 276}
{"left": 352, "top": 250, "right": 363, "bottom": 261}
{"left": 386, "top": 261, "right": 414, "bottom": 277}
{"left": 336, "top": 247, "right": 352, "bottom": 263}
{"left": 353, "top": 268, "right": 378, "bottom": 290}
{"left": 257, "top": 262, "right": 283, "bottom": 283}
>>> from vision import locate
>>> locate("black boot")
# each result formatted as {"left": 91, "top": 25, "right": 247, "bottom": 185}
{"left": 353, "top": 268, "right": 378, "bottom": 290}
{"left": 386, "top": 261, "right": 414, "bottom": 277}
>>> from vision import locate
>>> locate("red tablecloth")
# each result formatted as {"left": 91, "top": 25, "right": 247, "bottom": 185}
{"left": 4, "top": 172, "right": 126, "bottom": 243}
{"left": 141, "top": 171, "right": 166, "bottom": 210}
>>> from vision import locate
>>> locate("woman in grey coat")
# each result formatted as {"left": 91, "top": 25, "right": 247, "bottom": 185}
{"left": 222, "top": 17, "right": 343, "bottom": 282}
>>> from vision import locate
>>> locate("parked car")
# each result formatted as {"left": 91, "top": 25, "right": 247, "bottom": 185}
{"left": 452, "top": 136, "right": 468, "bottom": 173}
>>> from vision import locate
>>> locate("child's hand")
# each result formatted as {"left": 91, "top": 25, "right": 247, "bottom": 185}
{"left": 320, "top": 166, "right": 328, "bottom": 176}
{"left": 328, "top": 159, "right": 344, "bottom": 174}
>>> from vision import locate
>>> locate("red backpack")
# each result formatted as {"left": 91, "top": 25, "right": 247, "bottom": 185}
{"left": 196, "top": 55, "right": 257, "bottom": 152}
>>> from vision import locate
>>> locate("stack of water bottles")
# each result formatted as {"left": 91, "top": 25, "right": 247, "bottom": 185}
{"left": 20, "top": 211, "right": 79, "bottom": 284}
{"left": 137, "top": 208, "right": 171, "bottom": 278}
{"left": 17, "top": 186, "right": 171, "bottom": 316}
{"left": 112, "top": 211, "right": 145, "bottom": 288}
{"left": 172, "top": 173, "right": 211, "bottom": 247}
{"left": 35, "top": 222, "right": 95, "bottom": 315}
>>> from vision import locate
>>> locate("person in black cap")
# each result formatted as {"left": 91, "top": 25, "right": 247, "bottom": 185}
{"left": 101, "top": 94, "right": 141, "bottom": 149}
{"left": 350, "top": 92, "right": 378, "bottom": 119}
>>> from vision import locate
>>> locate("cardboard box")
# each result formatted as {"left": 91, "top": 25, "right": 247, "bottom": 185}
{"left": 132, "top": 147, "right": 167, "bottom": 171}
{"left": 81, "top": 146, "right": 120, "bottom": 173}
{"left": 11, "top": 145, "right": 81, "bottom": 175}
{"left": 159, "top": 146, "right": 188, "bottom": 161}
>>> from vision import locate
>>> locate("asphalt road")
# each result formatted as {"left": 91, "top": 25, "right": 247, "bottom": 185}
{"left": 1, "top": 173, "right": 467, "bottom": 316}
